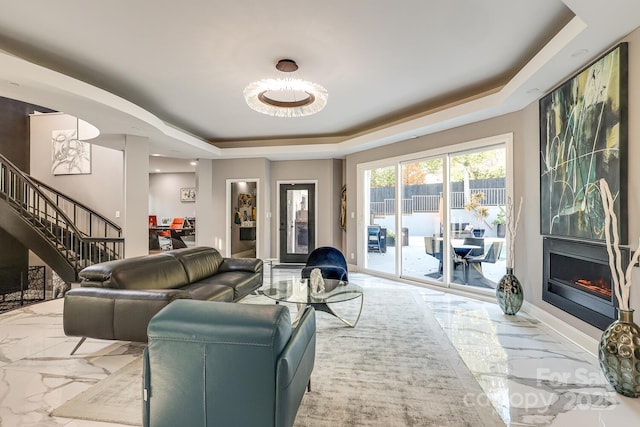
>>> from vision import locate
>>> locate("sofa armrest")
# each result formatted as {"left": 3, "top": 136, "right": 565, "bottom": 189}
{"left": 219, "top": 257, "right": 263, "bottom": 274}
{"left": 64, "top": 287, "right": 191, "bottom": 342}
{"left": 276, "top": 306, "right": 316, "bottom": 427}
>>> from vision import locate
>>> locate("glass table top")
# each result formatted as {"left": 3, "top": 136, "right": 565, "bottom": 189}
{"left": 263, "top": 278, "right": 363, "bottom": 305}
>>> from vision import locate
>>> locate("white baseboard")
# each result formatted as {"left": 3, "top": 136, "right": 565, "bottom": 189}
{"left": 522, "top": 301, "right": 599, "bottom": 359}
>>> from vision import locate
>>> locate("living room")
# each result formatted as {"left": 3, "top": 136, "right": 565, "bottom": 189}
{"left": 1, "top": 1, "right": 640, "bottom": 426}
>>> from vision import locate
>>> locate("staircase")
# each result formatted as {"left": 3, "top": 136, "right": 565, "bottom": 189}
{"left": 0, "top": 154, "right": 124, "bottom": 283}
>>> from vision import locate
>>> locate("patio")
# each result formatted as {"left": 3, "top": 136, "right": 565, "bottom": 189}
{"left": 365, "top": 235, "right": 507, "bottom": 290}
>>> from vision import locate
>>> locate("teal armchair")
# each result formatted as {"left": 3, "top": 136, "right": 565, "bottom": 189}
{"left": 143, "top": 300, "right": 316, "bottom": 427}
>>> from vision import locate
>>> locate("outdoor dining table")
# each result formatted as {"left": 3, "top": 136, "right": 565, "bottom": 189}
{"left": 452, "top": 244, "right": 482, "bottom": 283}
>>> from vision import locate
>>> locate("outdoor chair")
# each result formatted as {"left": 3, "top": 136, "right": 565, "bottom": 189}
{"left": 462, "top": 237, "right": 485, "bottom": 257}
{"left": 424, "top": 236, "right": 443, "bottom": 274}
{"left": 367, "top": 225, "right": 382, "bottom": 252}
{"left": 466, "top": 241, "right": 503, "bottom": 274}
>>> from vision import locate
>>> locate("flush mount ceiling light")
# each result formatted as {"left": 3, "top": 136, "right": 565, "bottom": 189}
{"left": 243, "top": 59, "right": 328, "bottom": 118}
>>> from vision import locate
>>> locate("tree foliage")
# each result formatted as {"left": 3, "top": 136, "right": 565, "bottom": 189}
{"left": 368, "top": 148, "right": 505, "bottom": 187}
{"left": 450, "top": 148, "right": 505, "bottom": 181}
{"left": 369, "top": 167, "right": 396, "bottom": 188}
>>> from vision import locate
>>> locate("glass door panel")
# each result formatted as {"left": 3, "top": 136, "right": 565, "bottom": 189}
{"left": 400, "top": 158, "right": 444, "bottom": 283}
{"left": 448, "top": 146, "right": 506, "bottom": 288}
{"left": 365, "top": 165, "right": 396, "bottom": 275}
{"left": 279, "top": 183, "right": 315, "bottom": 263}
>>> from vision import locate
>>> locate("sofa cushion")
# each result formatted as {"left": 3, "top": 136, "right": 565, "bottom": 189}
{"left": 181, "top": 282, "right": 234, "bottom": 302}
{"left": 78, "top": 254, "right": 189, "bottom": 290}
{"left": 219, "top": 257, "right": 263, "bottom": 274}
{"left": 196, "top": 271, "right": 260, "bottom": 300}
{"left": 166, "top": 247, "right": 224, "bottom": 283}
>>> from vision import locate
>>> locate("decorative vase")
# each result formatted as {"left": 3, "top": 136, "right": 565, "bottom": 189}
{"left": 472, "top": 228, "right": 485, "bottom": 238}
{"left": 496, "top": 267, "right": 523, "bottom": 315}
{"left": 598, "top": 309, "right": 640, "bottom": 398}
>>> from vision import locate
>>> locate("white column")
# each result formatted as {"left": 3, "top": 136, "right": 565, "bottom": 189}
{"left": 195, "top": 159, "right": 215, "bottom": 248}
{"left": 123, "top": 135, "right": 149, "bottom": 257}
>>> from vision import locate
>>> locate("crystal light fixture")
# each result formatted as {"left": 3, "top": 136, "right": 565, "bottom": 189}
{"left": 243, "top": 59, "right": 328, "bottom": 118}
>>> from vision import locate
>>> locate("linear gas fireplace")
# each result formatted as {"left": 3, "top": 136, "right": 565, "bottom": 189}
{"left": 543, "top": 237, "right": 629, "bottom": 330}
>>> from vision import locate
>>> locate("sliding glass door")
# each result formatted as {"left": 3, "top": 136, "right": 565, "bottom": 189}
{"left": 448, "top": 146, "right": 506, "bottom": 289}
{"left": 364, "top": 165, "right": 396, "bottom": 275}
{"left": 359, "top": 134, "right": 511, "bottom": 293}
{"left": 400, "top": 158, "right": 444, "bottom": 283}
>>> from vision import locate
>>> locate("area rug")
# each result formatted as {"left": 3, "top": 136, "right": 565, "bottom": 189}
{"left": 293, "top": 287, "right": 504, "bottom": 426}
{"left": 52, "top": 287, "right": 504, "bottom": 426}
{"left": 52, "top": 357, "right": 143, "bottom": 425}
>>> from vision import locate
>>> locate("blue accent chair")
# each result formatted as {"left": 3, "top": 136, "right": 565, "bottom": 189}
{"left": 301, "top": 246, "right": 349, "bottom": 281}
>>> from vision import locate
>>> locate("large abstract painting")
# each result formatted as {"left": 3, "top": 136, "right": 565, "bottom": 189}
{"left": 540, "top": 43, "right": 627, "bottom": 243}
{"left": 51, "top": 129, "right": 92, "bottom": 175}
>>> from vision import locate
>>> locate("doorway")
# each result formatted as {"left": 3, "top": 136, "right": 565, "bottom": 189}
{"left": 229, "top": 180, "right": 257, "bottom": 258}
{"left": 278, "top": 183, "right": 315, "bottom": 263}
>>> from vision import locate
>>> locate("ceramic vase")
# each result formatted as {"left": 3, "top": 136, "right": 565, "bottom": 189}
{"left": 496, "top": 267, "right": 523, "bottom": 315}
{"left": 598, "top": 309, "right": 640, "bottom": 398}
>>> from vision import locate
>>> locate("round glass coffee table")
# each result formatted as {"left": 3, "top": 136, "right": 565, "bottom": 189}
{"left": 263, "top": 278, "right": 363, "bottom": 327}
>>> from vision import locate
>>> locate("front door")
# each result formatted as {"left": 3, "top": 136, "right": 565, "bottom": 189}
{"left": 279, "top": 183, "right": 315, "bottom": 263}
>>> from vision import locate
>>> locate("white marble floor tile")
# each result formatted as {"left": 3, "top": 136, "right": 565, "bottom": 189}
{"left": 0, "top": 270, "right": 638, "bottom": 426}
{"left": 415, "top": 288, "right": 639, "bottom": 426}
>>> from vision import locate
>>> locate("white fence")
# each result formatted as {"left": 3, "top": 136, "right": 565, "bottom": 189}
{"left": 371, "top": 188, "right": 505, "bottom": 216}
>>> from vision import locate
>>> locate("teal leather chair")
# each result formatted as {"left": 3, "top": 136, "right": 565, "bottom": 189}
{"left": 143, "top": 300, "right": 316, "bottom": 427}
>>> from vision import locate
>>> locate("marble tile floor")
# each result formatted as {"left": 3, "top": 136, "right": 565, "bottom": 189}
{"left": 0, "top": 269, "right": 638, "bottom": 426}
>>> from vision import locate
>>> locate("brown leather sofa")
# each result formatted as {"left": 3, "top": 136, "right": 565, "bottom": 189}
{"left": 63, "top": 246, "right": 263, "bottom": 354}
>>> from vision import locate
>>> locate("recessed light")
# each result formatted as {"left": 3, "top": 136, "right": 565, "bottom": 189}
{"left": 151, "top": 153, "right": 161, "bottom": 157}
{"left": 155, "top": 169, "right": 161, "bottom": 172}
{"left": 190, "top": 161, "right": 197, "bottom": 166}
{"left": 571, "top": 48, "right": 589, "bottom": 58}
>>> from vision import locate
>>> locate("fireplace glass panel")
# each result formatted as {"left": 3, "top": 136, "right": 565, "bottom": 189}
{"left": 549, "top": 253, "right": 612, "bottom": 300}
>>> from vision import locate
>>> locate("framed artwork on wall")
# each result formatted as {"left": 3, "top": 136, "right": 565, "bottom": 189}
{"left": 180, "top": 187, "right": 196, "bottom": 202}
{"left": 539, "top": 43, "right": 628, "bottom": 243}
{"left": 51, "top": 129, "right": 92, "bottom": 175}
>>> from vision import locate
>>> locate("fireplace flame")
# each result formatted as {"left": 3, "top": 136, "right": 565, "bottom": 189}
{"left": 574, "top": 279, "right": 611, "bottom": 297}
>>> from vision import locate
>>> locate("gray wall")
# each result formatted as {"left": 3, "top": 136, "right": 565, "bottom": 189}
{"left": 514, "top": 29, "right": 640, "bottom": 339}
{"left": 206, "top": 158, "right": 343, "bottom": 259}
{"left": 29, "top": 113, "right": 124, "bottom": 227}
{"left": 149, "top": 172, "right": 196, "bottom": 222}
{"left": 344, "top": 28, "right": 640, "bottom": 340}
{"left": 345, "top": 111, "right": 523, "bottom": 264}
{"left": 270, "top": 159, "right": 343, "bottom": 258}
{"left": 0, "top": 96, "right": 43, "bottom": 280}
{"left": 211, "top": 158, "right": 270, "bottom": 257}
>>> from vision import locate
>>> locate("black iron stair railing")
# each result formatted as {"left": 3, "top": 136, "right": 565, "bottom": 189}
{"left": 0, "top": 154, "right": 124, "bottom": 278}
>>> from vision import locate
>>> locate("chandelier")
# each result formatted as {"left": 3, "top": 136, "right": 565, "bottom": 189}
{"left": 243, "top": 59, "right": 328, "bottom": 118}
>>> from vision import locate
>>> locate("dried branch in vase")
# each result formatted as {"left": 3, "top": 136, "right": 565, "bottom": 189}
{"left": 599, "top": 179, "right": 640, "bottom": 311}
{"left": 505, "top": 196, "right": 523, "bottom": 270}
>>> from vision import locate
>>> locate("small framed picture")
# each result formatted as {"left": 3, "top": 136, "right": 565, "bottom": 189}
{"left": 180, "top": 187, "right": 196, "bottom": 202}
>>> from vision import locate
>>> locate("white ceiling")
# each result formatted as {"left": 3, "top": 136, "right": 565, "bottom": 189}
{"left": 0, "top": 0, "right": 639, "bottom": 162}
